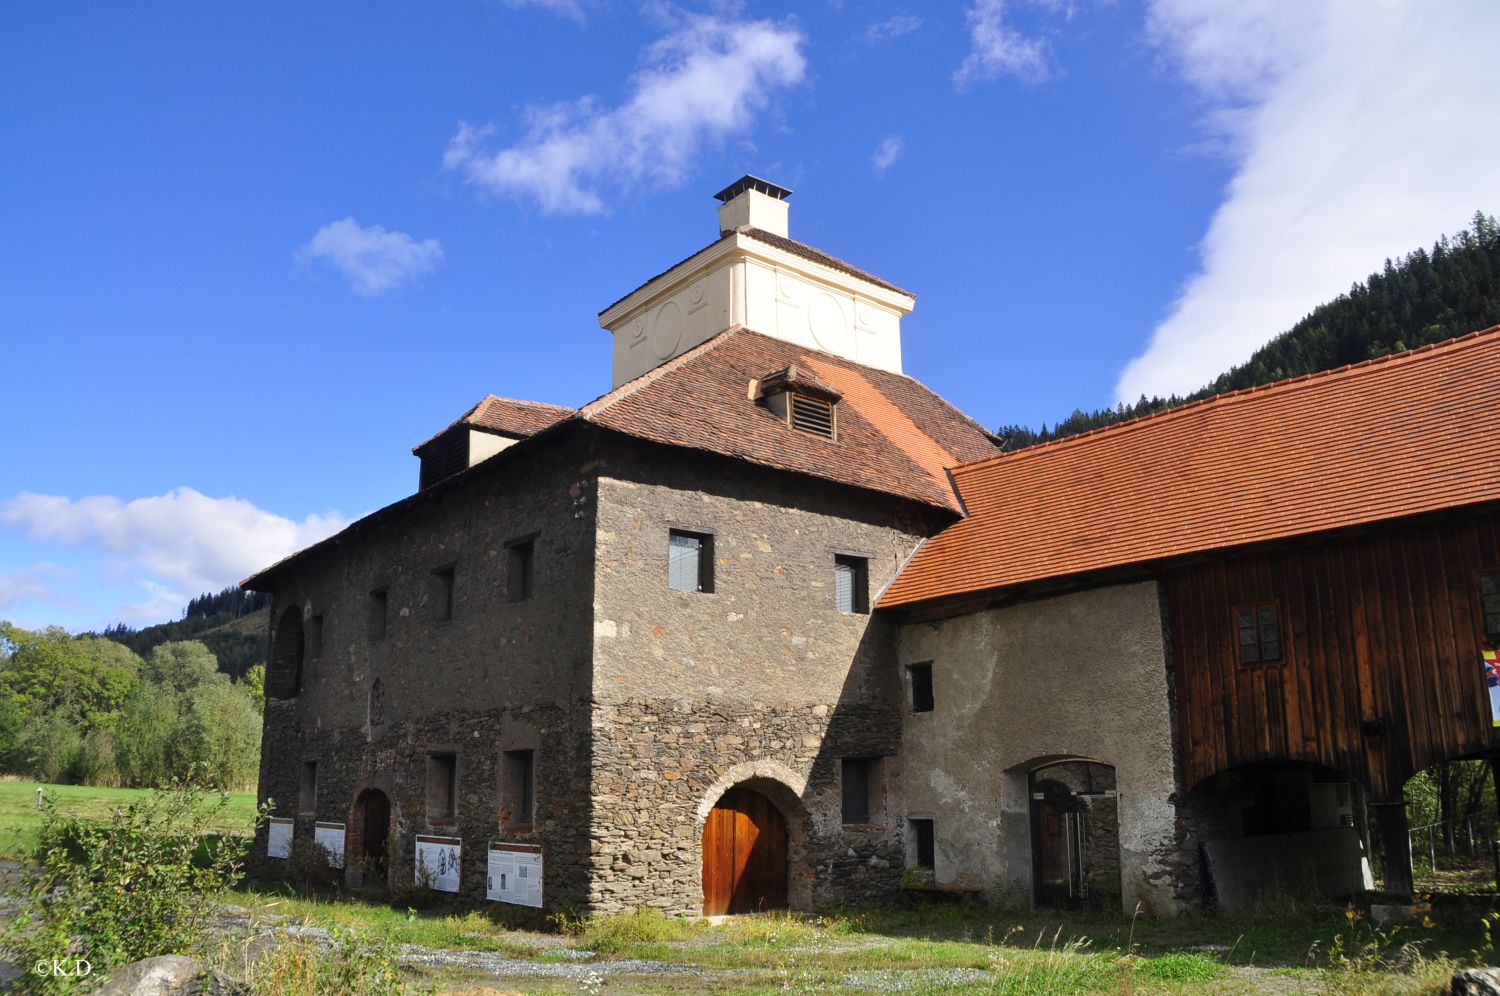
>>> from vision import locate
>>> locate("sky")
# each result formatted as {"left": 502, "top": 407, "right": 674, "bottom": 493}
{"left": 2, "top": 0, "right": 1497, "bottom": 631}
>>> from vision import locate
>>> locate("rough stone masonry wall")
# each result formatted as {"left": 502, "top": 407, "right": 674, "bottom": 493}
{"left": 896, "top": 581, "right": 1200, "bottom": 916}
{"left": 251, "top": 430, "right": 599, "bottom": 910}
{"left": 586, "top": 441, "right": 943, "bottom": 914}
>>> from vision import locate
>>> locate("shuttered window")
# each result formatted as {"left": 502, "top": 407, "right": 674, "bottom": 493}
{"left": 1235, "top": 604, "right": 1282, "bottom": 664}
{"left": 790, "top": 394, "right": 835, "bottom": 438}
{"left": 841, "top": 757, "right": 876, "bottom": 824}
{"left": 669, "top": 530, "right": 713, "bottom": 593}
{"left": 1482, "top": 572, "right": 1500, "bottom": 637}
{"left": 834, "top": 555, "right": 868, "bottom": 614}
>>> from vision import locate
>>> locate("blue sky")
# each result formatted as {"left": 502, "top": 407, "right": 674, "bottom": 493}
{"left": 2, "top": 1, "right": 1497, "bottom": 630}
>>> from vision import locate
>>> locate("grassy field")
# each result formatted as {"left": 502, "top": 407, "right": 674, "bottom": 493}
{"left": 225, "top": 880, "right": 1497, "bottom": 993}
{"left": 0, "top": 779, "right": 258, "bottom": 858}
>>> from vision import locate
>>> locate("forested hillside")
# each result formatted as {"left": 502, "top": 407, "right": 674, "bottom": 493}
{"left": 94, "top": 586, "right": 269, "bottom": 679}
{"left": 999, "top": 212, "right": 1500, "bottom": 449}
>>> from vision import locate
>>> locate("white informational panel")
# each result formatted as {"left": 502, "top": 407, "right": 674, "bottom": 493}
{"left": 415, "top": 834, "right": 462, "bottom": 892}
{"left": 267, "top": 818, "right": 293, "bottom": 860}
{"left": 487, "top": 841, "right": 543, "bottom": 907}
{"left": 314, "top": 821, "right": 346, "bottom": 868}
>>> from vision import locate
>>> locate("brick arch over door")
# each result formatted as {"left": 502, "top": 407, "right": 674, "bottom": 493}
{"left": 267, "top": 606, "right": 304, "bottom": 700}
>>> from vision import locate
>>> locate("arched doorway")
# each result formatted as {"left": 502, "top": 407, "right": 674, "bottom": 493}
{"left": 267, "top": 606, "right": 304, "bottom": 699}
{"left": 1029, "top": 760, "right": 1121, "bottom": 909}
{"left": 702, "top": 786, "right": 788, "bottom": 915}
{"left": 354, "top": 788, "right": 391, "bottom": 878}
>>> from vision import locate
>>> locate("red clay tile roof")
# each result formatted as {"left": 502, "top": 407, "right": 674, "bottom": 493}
{"left": 880, "top": 325, "right": 1500, "bottom": 609}
{"left": 580, "top": 328, "right": 999, "bottom": 513}
{"left": 598, "top": 228, "right": 911, "bottom": 317}
{"left": 412, "top": 395, "right": 575, "bottom": 454}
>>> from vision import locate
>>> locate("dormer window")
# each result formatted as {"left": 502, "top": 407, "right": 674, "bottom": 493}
{"left": 753, "top": 363, "right": 842, "bottom": 441}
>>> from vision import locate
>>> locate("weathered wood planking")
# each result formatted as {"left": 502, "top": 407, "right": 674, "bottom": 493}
{"left": 1166, "top": 508, "right": 1500, "bottom": 800}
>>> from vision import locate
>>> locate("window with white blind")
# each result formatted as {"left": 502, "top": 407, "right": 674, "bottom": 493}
{"left": 834, "top": 555, "right": 869, "bottom": 614}
{"left": 668, "top": 529, "right": 714, "bottom": 593}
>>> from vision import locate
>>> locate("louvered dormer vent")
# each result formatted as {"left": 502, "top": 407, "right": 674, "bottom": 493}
{"left": 751, "top": 363, "right": 842, "bottom": 441}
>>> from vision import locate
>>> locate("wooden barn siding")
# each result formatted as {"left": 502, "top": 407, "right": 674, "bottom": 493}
{"left": 1166, "top": 508, "right": 1500, "bottom": 801}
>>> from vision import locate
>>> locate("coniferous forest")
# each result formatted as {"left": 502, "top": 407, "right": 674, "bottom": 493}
{"left": 998, "top": 212, "right": 1500, "bottom": 449}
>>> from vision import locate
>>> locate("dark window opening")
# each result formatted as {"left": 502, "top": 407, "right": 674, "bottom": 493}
{"left": 669, "top": 529, "right": 714, "bottom": 593}
{"left": 433, "top": 565, "right": 456, "bottom": 622}
{"left": 309, "top": 613, "right": 324, "bottom": 659}
{"left": 426, "top": 752, "right": 457, "bottom": 820}
{"left": 369, "top": 588, "right": 388, "bottom": 641}
{"left": 789, "top": 393, "right": 836, "bottom": 438}
{"left": 910, "top": 818, "right": 935, "bottom": 868}
{"left": 1236, "top": 604, "right": 1283, "bottom": 664}
{"left": 908, "top": 663, "right": 934, "bottom": 713}
{"left": 419, "top": 430, "right": 468, "bottom": 490}
{"left": 1482, "top": 572, "right": 1500, "bottom": 638}
{"left": 835, "top": 555, "right": 869, "bottom": 614}
{"left": 298, "top": 761, "right": 317, "bottom": 813}
{"left": 502, "top": 749, "right": 535, "bottom": 827}
{"left": 841, "top": 757, "right": 879, "bottom": 825}
{"left": 508, "top": 539, "right": 535, "bottom": 603}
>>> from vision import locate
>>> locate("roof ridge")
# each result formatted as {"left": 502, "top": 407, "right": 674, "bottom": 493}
{"left": 739, "top": 227, "right": 914, "bottom": 298}
{"left": 961, "top": 323, "right": 1500, "bottom": 474}
{"left": 578, "top": 328, "right": 741, "bottom": 417}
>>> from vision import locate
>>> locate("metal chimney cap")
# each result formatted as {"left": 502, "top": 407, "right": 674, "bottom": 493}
{"left": 712, "top": 175, "right": 793, "bottom": 203}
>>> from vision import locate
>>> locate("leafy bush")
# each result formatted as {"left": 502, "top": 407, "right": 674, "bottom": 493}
{"left": 285, "top": 836, "right": 342, "bottom": 892}
{"left": 2, "top": 779, "right": 259, "bottom": 993}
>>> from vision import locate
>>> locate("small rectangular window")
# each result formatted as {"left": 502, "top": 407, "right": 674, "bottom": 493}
{"left": 433, "top": 565, "right": 456, "bottom": 622}
{"left": 309, "top": 613, "right": 324, "bottom": 658}
{"left": 502, "top": 749, "right": 535, "bottom": 827}
{"left": 508, "top": 539, "right": 535, "bottom": 603}
{"left": 1235, "top": 604, "right": 1282, "bottom": 664}
{"left": 790, "top": 393, "right": 836, "bottom": 438}
{"left": 834, "top": 555, "right": 869, "bottom": 614}
{"left": 841, "top": 757, "right": 878, "bottom": 825}
{"left": 669, "top": 529, "right": 714, "bottom": 593}
{"left": 909, "top": 818, "right": 935, "bottom": 869}
{"left": 369, "top": 588, "right": 388, "bottom": 641}
{"left": 1482, "top": 572, "right": 1500, "bottom": 638}
{"left": 427, "top": 752, "right": 457, "bottom": 820}
{"left": 299, "top": 761, "right": 317, "bottom": 813}
{"left": 908, "top": 663, "right": 934, "bottom": 713}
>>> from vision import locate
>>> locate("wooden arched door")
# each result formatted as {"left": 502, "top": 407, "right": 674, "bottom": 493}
{"left": 702, "top": 786, "right": 788, "bottom": 915}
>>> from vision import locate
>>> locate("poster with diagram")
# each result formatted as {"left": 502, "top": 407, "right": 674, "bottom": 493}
{"left": 487, "top": 841, "right": 543, "bottom": 907}
{"left": 314, "top": 821, "right": 345, "bottom": 867}
{"left": 267, "top": 818, "right": 293, "bottom": 859}
{"left": 416, "top": 834, "right": 463, "bottom": 892}
{"left": 1485, "top": 650, "right": 1499, "bottom": 727}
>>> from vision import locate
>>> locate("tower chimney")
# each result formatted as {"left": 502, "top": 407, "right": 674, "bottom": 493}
{"left": 714, "top": 175, "right": 791, "bottom": 238}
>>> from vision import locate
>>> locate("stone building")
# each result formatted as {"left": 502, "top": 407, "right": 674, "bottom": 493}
{"left": 247, "top": 175, "right": 1500, "bottom": 917}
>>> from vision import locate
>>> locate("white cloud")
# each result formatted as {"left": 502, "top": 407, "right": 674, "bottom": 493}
{"left": 865, "top": 15, "right": 923, "bottom": 43}
{"left": 444, "top": 12, "right": 807, "bottom": 214}
{"left": 295, "top": 218, "right": 443, "bottom": 297}
{"left": 954, "top": 0, "right": 1058, "bottom": 87}
{"left": 0, "top": 563, "right": 74, "bottom": 612}
{"left": 871, "top": 135, "right": 904, "bottom": 176}
{"left": 1115, "top": 1, "right": 1500, "bottom": 402}
{"left": 0, "top": 488, "right": 349, "bottom": 608}
{"left": 501, "top": 0, "right": 587, "bottom": 25}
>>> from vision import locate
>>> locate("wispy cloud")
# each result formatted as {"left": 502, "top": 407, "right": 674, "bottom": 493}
{"left": 1, "top": 488, "right": 349, "bottom": 613}
{"left": 500, "top": 0, "right": 587, "bottom": 26}
{"left": 1115, "top": 0, "right": 1500, "bottom": 402}
{"left": 865, "top": 14, "right": 923, "bottom": 44}
{"left": 443, "top": 12, "right": 807, "bottom": 215}
{"left": 295, "top": 218, "right": 443, "bottom": 296}
{"left": 871, "top": 135, "right": 904, "bottom": 176}
{"left": 954, "top": 0, "right": 1057, "bottom": 88}
{"left": 0, "top": 563, "right": 75, "bottom": 613}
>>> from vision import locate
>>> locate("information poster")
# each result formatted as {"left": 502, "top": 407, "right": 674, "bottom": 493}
{"left": 487, "top": 841, "right": 543, "bottom": 907}
{"left": 416, "top": 834, "right": 463, "bottom": 892}
{"left": 1485, "top": 650, "right": 1499, "bottom": 727}
{"left": 267, "top": 818, "right": 293, "bottom": 859}
{"left": 314, "top": 821, "right": 346, "bottom": 868}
